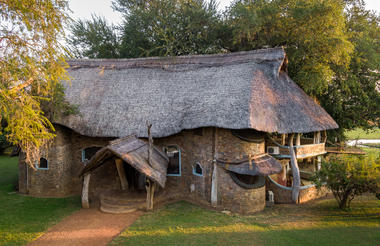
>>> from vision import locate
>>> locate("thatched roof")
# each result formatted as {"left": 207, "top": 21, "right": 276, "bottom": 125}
{"left": 80, "top": 135, "right": 169, "bottom": 187}
{"left": 216, "top": 154, "right": 282, "bottom": 176}
{"left": 57, "top": 47, "right": 338, "bottom": 138}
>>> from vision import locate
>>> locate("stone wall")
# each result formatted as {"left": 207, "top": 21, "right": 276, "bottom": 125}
{"left": 214, "top": 129, "right": 267, "bottom": 213}
{"left": 19, "top": 125, "right": 74, "bottom": 197}
{"left": 154, "top": 127, "right": 214, "bottom": 204}
{"left": 20, "top": 126, "right": 270, "bottom": 214}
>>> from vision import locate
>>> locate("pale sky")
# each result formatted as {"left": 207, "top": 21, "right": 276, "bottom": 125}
{"left": 68, "top": 0, "right": 380, "bottom": 25}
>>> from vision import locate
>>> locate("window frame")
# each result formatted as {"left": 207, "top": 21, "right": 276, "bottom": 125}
{"left": 192, "top": 162, "right": 203, "bottom": 177}
{"left": 81, "top": 146, "right": 102, "bottom": 164}
{"left": 164, "top": 145, "right": 182, "bottom": 177}
{"left": 35, "top": 157, "right": 49, "bottom": 170}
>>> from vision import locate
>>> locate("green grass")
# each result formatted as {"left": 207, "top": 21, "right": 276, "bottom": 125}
{"left": 0, "top": 156, "right": 80, "bottom": 246}
{"left": 345, "top": 128, "right": 380, "bottom": 140}
{"left": 111, "top": 196, "right": 380, "bottom": 246}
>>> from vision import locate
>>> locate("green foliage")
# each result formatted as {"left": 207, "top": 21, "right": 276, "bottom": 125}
{"left": 0, "top": 156, "right": 80, "bottom": 245}
{"left": 0, "top": 0, "right": 71, "bottom": 166}
{"left": 320, "top": 2, "right": 380, "bottom": 136}
{"left": 314, "top": 155, "right": 380, "bottom": 209}
{"left": 68, "top": 0, "right": 229, "bottom": 58}
{"left": 227, "top": 0, "right": 353, "bottom": 96}
{"left": 67, "top": 14, "right": 120, "bottom": 58}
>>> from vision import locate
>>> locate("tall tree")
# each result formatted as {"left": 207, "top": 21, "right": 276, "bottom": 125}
{"left": 67, "top": 15, "right": 120, "bottom": 58}
{"left": 320, "top": 1, "right": 380, "bottom": 137}
{"left": 0, "top": 0, "right": 70, "bottom": 165}
{"left": 114, "top": 0, "right": 227, "bottom": 57}
{"left": 227, "top": 0, "right": 379, "bottom": 138}
{"left": 227, "top": 0, "right": 353, "bottom": 96}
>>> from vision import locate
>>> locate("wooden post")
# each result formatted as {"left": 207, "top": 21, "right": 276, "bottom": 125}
{"left": 145, "top": 122, "right": 155, "bottom": 211}
{"left": 313, "top": 131, "right": 321, "bottom": 144}
{"left": 296, "top": 133, "right": 301, "bottom": 146}
{"left": 81, "top": 173, "right": 91, "bottom": 208}
{"left": 211, "top": 162, "right": 218, "bottom": 207}
{"left": 281, "top": 134, "right": 286, "bottom": 146}
{"left": 289, "top": 133, "right": 300, "bottom": 203}
{"left": 115, "top": 159, "right": 128, "bottom": 190}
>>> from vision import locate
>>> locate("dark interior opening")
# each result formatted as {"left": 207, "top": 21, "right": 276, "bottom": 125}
{"left": 123, "top": 164, "right": 146, "bottom": 192}
{"left": 229, "top": 172, "right": 265, "bottom": 189}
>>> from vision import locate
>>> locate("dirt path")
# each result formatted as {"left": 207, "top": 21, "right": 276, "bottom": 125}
{"left": 28, "top": 208, "right": 143, "bottom": 246}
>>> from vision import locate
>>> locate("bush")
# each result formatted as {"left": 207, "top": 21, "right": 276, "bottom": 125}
{"left": 313, "top": 154, "right": 380, "bottom": 209}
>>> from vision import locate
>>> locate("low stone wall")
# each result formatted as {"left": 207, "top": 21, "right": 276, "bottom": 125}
{"left": 267, "top": 176, "right": 329, "bottom": 204}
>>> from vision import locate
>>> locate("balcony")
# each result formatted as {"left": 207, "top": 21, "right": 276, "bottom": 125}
{"left": 266, "top": 133, "right": 327, "bottom": 159}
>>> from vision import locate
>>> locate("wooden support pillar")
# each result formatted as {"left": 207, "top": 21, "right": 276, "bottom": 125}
{"left": 296, "top": 133, "right": 301, "bottom": 146}
{"left": 211, "top": 162, "right": 218, "bottom": 207}
{"left": 81, "top": 173, "right": 91, "bottom": 208}
{"left": 289, "top": 133, "right": 300, "bottom": 203}
{"left": 145, "top": 179, "right": 155, "bottom": 211}
{"left": 314, "top": 131, "right": 321, "bottom": 144}
{"left": 145, "top": 121, "right": 155, "bottom": 211}
{"left": 115, "top": 158, "right": 128, "bottom": 190}
{"left": 281, "top": 134, "right": 286, "bottom": 146}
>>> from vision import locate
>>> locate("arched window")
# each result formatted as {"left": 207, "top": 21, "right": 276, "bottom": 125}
{"left": 36, "top": 157, "right": 48, "bottom": 170}
{"left": 164, "top": 145, "right": 181, "bottom": 176}
{"left": 82, "top": 146, "right": 102, "bottom": 163}
{"left": 193, "top": 162, "right": 203, "bottom": 176}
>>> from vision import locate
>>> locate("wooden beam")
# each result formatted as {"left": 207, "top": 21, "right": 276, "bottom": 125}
{"left": 81, "top": 173, "right": 91, "bottom": 209}
{"left": 296, "top": 133, "right": 301, "bottom": 146}
{"left": 289, "top": 133, "right": 300, "bottom": 203}
{"left": 115, "top": 159, "right": 128, "bottom": 190}
{"left": 281, "top": 134, "right": 286, "bottom": 146}
{"left": 211, "top": 162, "right": 218, "bottom": 207}
{"left": 145, "top": 122, "right": 155, "bottom": 211}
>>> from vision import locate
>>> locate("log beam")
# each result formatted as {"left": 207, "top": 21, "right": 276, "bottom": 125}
{"left": 145, "top": 179, "right": 155, "bottom": 211}
{"left": 289, "top": 133, "right": 300, "bottom": 203}
{"left": 81, "top": 173, "right": 91, "bottom": 208}
{"left": 211, "top": 162, "right": 218, "bottom": 207}
{"left": 296, "top": 133, "right": 301, "bottom": 146}
{"left": 115, "top": 159, "right": 128, "bottom": 190}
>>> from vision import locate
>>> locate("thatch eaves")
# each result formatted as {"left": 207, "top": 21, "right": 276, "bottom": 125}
{"left": 57, "top": 47, "right": 338, "bottom": 138}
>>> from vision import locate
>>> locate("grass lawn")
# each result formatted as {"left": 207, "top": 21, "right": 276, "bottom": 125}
{"left": 111, "top": 196, "right": 380, "bottom": 246}
{"left": 0, "top": 156, "right": 80, "bottom": 246}
{"left": 345, "top": 128, "right": 380, "bottom": 139}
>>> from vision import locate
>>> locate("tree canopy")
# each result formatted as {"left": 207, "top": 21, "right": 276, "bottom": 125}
{"left": 68, "top": 0, "right": 379, "bottom": 138}
{"left": 0, "top": 0, "right": 70, "bottom": 165}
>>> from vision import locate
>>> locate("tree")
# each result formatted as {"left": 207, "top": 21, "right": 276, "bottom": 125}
{"left": 227, "top": 0, "right": 353, "bottom": 96}
{"left": 0, "top": 0, "right": 70, "bottom": 166}
{"left": 67, "top": 14, "right": 120, "bottom": 58}
{"left": 227, "top": 0, "right": 379, "bottom": 138}
{"left": 313, "top": 155, "right": 380, "bottom": 209}
{"left": 320, "top": 2, "right": 380, "bottom": 137}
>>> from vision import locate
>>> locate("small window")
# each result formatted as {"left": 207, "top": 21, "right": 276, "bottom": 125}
{"left": 82, "top": 146, "right": 102, "bottom": 163}
{"left": 36, "top": 158, "right": 48, "bottom": 170}
{"left": 164, "top": 145, "right": 181, "bottom": 176}
{"left": 193, "top": 162, "right": 203, "bottom": 176}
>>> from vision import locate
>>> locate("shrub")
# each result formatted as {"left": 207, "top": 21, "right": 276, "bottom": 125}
{"left": 313, "top": 154, "right": 380, "bottom": 209}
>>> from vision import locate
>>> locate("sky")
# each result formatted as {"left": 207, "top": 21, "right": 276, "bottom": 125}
{"left": 68, "top": 0, "right": 380, "bottom": 25}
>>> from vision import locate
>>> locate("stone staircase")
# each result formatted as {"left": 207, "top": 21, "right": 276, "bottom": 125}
{"left": 99, "top": 190, "right": 146, "bottom": 214}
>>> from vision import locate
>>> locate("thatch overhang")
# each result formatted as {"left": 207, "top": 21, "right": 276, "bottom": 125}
{"left": 57, "top": 47, "right": 338, "bottom": 138}
{"left": 216, "top": 154, "right": 282, "bottom": 176}
{"left": 80, "top": 136, "right": 169, "bottom": 188}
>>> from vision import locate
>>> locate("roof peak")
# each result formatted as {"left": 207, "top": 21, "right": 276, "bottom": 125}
{"left": 67, "top": 47, "right": 285, "bottom": 69}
